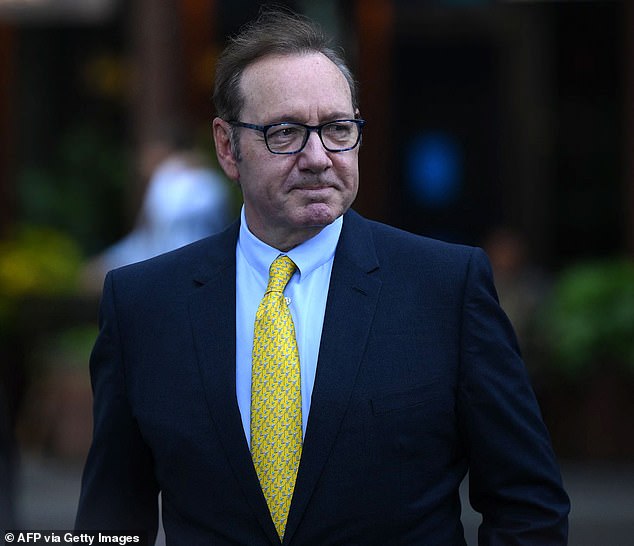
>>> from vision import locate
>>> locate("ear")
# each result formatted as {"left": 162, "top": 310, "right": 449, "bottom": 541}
{"left": 212, "top": 118, "right": 240, "bottom": 181}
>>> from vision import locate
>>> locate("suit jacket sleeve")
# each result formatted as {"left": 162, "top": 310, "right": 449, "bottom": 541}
{"left": 458, "top": 248, "right": 569, "bottom": 544}
{"left": 75, "top": 271, "right": 160, "bottom": 538}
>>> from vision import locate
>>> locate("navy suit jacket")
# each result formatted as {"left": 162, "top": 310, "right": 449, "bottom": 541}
{"left": 76, "top": 210, "right": 569, "bottom": 545}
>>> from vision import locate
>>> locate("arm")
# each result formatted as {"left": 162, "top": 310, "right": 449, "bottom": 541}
{"left": 458, "top": 248, "right": 569, "bottom": 545}
{"left": 75, "top": 271, "right": 160, "bottom": 539}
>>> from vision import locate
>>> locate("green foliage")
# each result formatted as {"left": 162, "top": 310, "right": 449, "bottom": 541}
{"left": 544, "top": 259, "right": 634, "bottom": 379}
{"left": 17, "top": 123, "right": 129, "bottom": 254}
{"left": 0, "top": 225, "right": 82, "bottom": 329}
{"left": 33, "top": 324, "right": 99, "bottom": 372}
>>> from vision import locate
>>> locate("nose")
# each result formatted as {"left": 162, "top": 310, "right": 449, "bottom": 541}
{"left": 296, "top": 130, "right": 332, "bottom": 173}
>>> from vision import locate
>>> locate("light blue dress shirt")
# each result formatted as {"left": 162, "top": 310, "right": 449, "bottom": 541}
{"left": 235, "top": 207, "right": 343, "bottom": 447}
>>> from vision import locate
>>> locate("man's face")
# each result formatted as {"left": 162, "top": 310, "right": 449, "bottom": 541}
{"left": 216, "top": 52, "right": 359, "bottom": 250}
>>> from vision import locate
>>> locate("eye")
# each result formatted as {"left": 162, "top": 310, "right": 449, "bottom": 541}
{"left": 267, "top": 124, "right": 304, "bottom": 143}
{"left": 323, "top": 121, "right": 354, "bottom": 142}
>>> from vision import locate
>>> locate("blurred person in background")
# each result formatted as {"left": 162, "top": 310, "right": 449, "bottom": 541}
{"left": 483, "top": 227, "right": 551, "bottom": 363}
{"left": 81, "top": 119, "right": 231, "bottom": 292}
{"left": 76, "top": 8, "right": 569, "bottom": 545}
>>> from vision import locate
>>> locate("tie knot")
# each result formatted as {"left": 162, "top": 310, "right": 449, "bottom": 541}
{"left": 266, "top": 255, "right": 296, "bottom": 293}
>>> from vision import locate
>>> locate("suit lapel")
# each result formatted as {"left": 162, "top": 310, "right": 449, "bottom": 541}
{"left": 284, "top": 211, "right": 381, "bottom": 544}
{"left": 188, "top": 222, "right": 281, "bottom": 545}
{"left": 188, "top": 212, "right": 381, "bottom": 545}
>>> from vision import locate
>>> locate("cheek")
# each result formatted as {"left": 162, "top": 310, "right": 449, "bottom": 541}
{"left": 337, "top": 160, "right": 359, "bottom": 189}
{"left": 240, "top": 157, "right": 292, "bottom": 196}
{"left": 335, "top": 151, "right": 358, "bottom": 174}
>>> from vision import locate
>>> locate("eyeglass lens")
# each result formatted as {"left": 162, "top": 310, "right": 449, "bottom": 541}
{"left": 266, "top": 121, "right": 360, "bottom": 153}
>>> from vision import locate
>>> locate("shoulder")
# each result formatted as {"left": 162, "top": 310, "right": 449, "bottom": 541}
{"left": 340, "top": 210, "right": 496, "bottom": 314}
{"left": 107, "top": 219, "right": 238, "bottom": 296}
{"left": 344, "top": 209, "right": 484, "bottom": 270}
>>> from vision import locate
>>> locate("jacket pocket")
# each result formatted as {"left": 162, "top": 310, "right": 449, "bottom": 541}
{"left": 371, "top": 380, "right": 443, "bottom": 415}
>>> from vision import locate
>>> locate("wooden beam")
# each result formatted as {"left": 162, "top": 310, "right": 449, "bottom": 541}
{"left": 625, "top": 2, "right": 634, "bottom": 257}
{"left": 0, "top": 24, "right": 15, "bottom": 235}
{"left": 128, "top": 0, "right": 186, "bottom": 209}
{"left": 354, "top": 0, "right": 393, "bottom": 222}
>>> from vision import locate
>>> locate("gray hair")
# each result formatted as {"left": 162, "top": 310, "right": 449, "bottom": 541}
{"left": 213, "top": 8, "right": 358, "bottom": 157}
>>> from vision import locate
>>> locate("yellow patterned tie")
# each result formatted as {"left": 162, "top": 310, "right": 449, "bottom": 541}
{"left": 251, "top": 255, "right": 302, "bottom": 540}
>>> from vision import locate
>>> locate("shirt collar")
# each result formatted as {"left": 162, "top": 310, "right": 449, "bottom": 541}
{"left": 238, "top": 206, "right": 343, "bottom": 282}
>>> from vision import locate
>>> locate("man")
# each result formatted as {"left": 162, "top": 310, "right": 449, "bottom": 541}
{"left": 76, "top": 9, "right": 569, "bottom": 545}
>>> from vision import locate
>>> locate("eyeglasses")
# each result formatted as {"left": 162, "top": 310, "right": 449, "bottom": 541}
{"left": 229, "top": 119, "right": 366, "bottom": 155}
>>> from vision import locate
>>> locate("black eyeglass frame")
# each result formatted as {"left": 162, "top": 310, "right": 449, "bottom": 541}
{"left": 228, "top": 119, "right": 366, "bottom": 155}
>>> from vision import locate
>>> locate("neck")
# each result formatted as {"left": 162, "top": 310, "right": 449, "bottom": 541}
{"left": 255, "top": 225, "right": 324, "bottom": 252}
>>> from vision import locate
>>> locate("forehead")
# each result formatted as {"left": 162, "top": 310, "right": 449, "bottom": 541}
{"left": 239, "top": 52, "right": 353, "bottom": 121}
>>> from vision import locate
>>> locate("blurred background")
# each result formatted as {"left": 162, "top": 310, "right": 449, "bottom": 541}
{"left": 0, "top": 0, "right": 633, "bottom": 544}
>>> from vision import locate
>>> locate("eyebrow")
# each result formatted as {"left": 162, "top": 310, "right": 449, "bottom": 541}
{"left": 266, "top": 112, "right": 355, "bottom": 125}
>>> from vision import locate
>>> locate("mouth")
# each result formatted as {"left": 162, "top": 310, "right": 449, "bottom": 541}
{"left": 290, "top": 185, "right": 336, "bottom": 201}
{"left": 295, "top": 185, "right": 331, "bottom": 191}
{"left": 290, "top": 180, "right": 337, "bottom": 192}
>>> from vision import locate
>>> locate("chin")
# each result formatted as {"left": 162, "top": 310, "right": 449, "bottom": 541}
{"left": 297, "top": 202, "right": 342, "bottom": 227}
